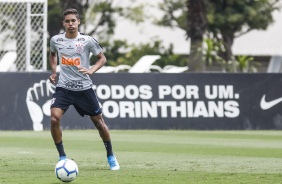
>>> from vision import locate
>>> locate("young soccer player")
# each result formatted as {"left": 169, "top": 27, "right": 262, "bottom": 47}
{"left": 49, "top": 8, "right": 119, "bottom": 170}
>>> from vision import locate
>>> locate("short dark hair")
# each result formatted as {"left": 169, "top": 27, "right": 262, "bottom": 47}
{"left": 63, "top": 8, "right": 80, "bottom": 19}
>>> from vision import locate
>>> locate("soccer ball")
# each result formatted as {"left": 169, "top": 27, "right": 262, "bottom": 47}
{"left": 55, "top": 159, "right": 78, "bottom": 182}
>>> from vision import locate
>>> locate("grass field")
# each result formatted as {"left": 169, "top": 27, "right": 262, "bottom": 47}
{"left": 0, "top": 130, "right": 282, "bottom": 184}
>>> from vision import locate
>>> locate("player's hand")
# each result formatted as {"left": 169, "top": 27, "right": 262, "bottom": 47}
{"left": 78, "top": 66, "right": 93, "bottom": 75}
{"left": 49, "top": 73, "right": 57, "bottom": 84}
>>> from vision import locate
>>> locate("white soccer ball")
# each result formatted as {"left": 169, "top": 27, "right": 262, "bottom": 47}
{"left": 55, "top": 159, "right": 78, "bottom": 182}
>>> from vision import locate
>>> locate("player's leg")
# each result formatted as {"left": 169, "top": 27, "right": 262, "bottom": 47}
{"left": 50, "top": 87, "right": 72, "bottom": 160}
{"left": 90, "top": 115, "right": 120, "bottom": 170}
{"left": 73, "top": 88, "right": 120, "bottom": 170}
{"left": 90, "top": 114, "right": 110, "bottom": 140}
{"left": 51, "top": 107, "right": 66, "bottom": 160}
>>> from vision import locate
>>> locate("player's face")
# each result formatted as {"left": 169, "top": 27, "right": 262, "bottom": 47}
{"left": 63, "top": 14, "right": 80, "bottom": 33}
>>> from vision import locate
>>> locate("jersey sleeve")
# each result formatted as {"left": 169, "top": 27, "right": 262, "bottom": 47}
{"left": 89, "top": 37, "right": 103, "bottom": 56}
{"left": 50, "top": 37, "right": 57, "bottom": 53}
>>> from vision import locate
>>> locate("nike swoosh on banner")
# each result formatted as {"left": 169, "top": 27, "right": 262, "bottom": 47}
{"left": 260, "top": 95, "right": 282, "bottom": 110}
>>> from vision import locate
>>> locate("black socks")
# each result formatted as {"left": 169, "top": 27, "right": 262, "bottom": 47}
{"left": 55, "top": 141, "right": 66, "bottom": 157}
{"left": 104, "top": 140, "right": 113, "bottom": 157}
{"left": 56, "top": 140, "right": 112, "bottom": 158}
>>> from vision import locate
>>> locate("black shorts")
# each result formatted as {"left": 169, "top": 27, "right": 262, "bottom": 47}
{"left": 50, "top": 87, "right": 102, "bottom": 117}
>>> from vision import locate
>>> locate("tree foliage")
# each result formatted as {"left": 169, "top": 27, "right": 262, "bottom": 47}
{"left": 207, "top": 0, "right": 280, "bottom": 68}
{"left": 156, "top": 0, "right": 281, "bottom": 72}
{"left": 156, "top": 0, "right": 187, "bottom": 30}
{"left": 203, "top": 36, "right": 260, "bottom": 72}
{"left": 94, "top": 39, "right": 187, "bottom": 68}
{"left": 156, "top": 0, "right": 208, "bottom": 71}
{"left": 48, "top": 0, "right": 63, "bottom": 38}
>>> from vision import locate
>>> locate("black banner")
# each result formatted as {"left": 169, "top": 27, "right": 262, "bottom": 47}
{"left": 1, "top": 72, "right": 282, "bottom": 130}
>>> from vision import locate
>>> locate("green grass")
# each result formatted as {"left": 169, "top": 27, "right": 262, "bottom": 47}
{"left": 0, "top": 130, "right": 282, "bottom": 184}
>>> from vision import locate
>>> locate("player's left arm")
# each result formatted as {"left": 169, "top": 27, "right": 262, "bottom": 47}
{"left": 78, "top": 52, "right": 106, "bottom": 75}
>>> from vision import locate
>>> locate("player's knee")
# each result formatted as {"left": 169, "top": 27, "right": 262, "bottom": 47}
{"left": 95, "top": 122, "right": 103, "bottom": 130}
{"left": 91, "top": 115, "right": 105, "bottom": 129}
{"left": 51, "top": 115, "right": 61, "bottom": 126}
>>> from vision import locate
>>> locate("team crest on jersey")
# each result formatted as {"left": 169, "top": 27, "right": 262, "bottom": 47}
{"left": 75, "top": 42, "right": 84, "bottom": 54}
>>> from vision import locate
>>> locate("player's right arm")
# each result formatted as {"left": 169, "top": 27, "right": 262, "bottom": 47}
{"left": 49, "top": 37, "right": 58, "bottom": 84}
{"left": 49, "top": 51, "right": 57, "bottom": 84}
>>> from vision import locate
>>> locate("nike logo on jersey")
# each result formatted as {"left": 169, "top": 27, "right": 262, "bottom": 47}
{"left": 260, "top": 95, "right": 282, "bottom": 110}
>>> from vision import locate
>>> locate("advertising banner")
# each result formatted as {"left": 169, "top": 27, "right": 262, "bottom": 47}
{"left": 1, "top": 73, "right": 282, "bottom": 130}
